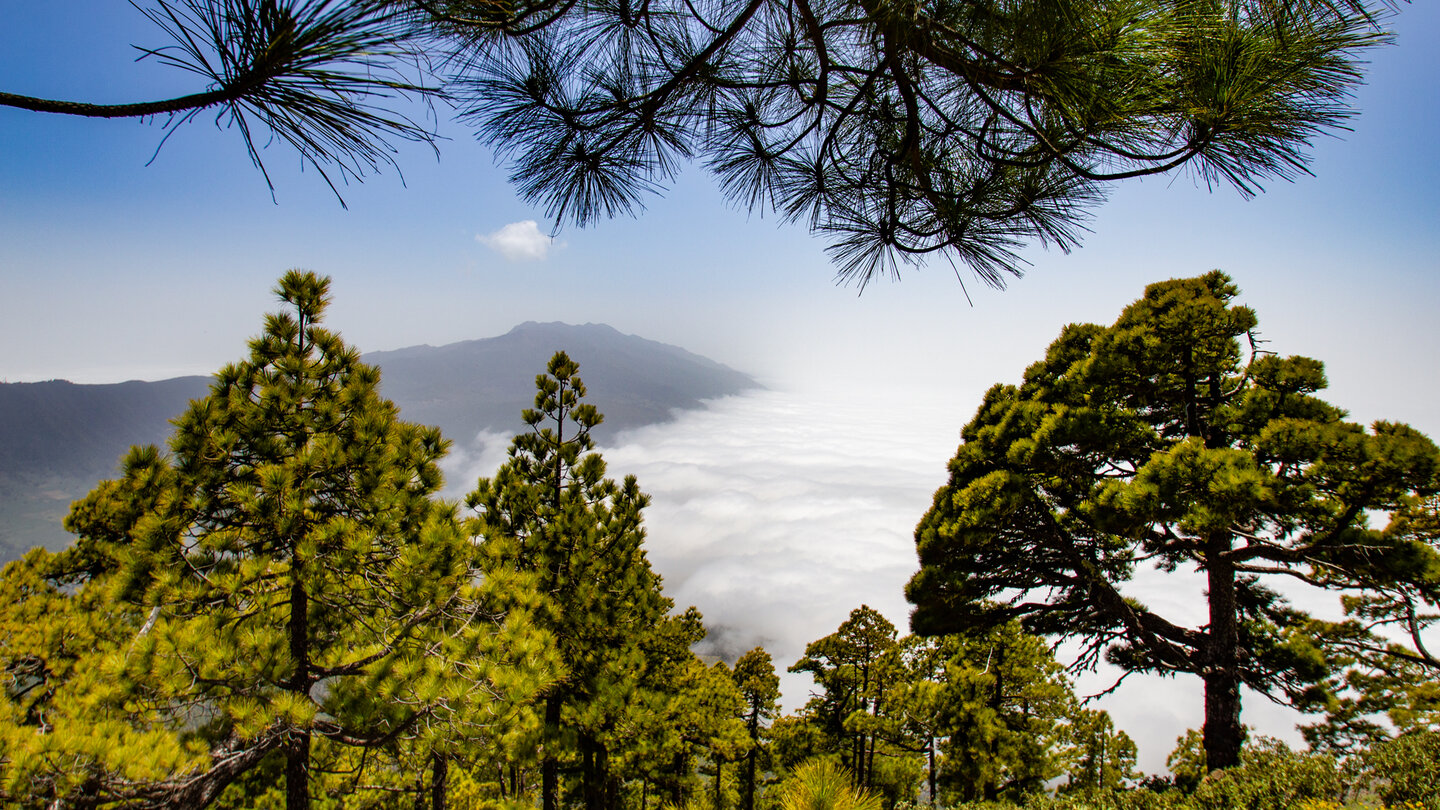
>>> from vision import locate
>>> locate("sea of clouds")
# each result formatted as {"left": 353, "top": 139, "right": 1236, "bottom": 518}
{"left": 439, "top": 386, "right": 1317, "bottom": 774}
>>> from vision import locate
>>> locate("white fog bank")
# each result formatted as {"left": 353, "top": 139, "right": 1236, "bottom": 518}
{"left": 443, "top": 385, "right": 1326, "bottom": 774}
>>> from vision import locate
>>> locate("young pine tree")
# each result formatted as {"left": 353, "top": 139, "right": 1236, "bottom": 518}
{"left": 934, "top": 622, "right": 1076, "bottom": 803}
{"left": 466, "top": 352, "right": 674, "bottom": 810}
{"left": 1061, "top": 709, "right": 1138, "bottom": 794}
{"left": 732, "top": 648, "right": 782, "bottom": 810}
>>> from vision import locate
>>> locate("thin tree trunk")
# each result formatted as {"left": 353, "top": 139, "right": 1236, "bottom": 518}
{"left": 669, "top": 754, "right": 685, "bottom": 807}
{"left": 285, "top": 301, "right": 313, "bottom": 810}
{"left": 1203, "top": 535, "right": 1243, "bottom": 770}
{"left": 543, "top": 693, "right": 563, "bottom": 810}
{"left": 582, "top": 739, "right": 593, "bottom": 810}
{"left": 285, "top": 731, "right": 310, "bottom": 810}
{"left": 743, "top": 737, "right": 757, "bottom": 810}
{"left": 981, "top": 644, "right": 1006, "bottom": 802}
{"left": 605, "top": 760, "right": 620, "bottom": 810}
{"left": 287, "top": 577, "right": 310, "bottom": 810}
{"left": 431, "top": 753, "right": 449, "bottom": 810}
{"left": 582, "top": 735, "right": 601, "bottom": 810}
{"left": 927, "top": 737, "right": 937, "bottom": 806}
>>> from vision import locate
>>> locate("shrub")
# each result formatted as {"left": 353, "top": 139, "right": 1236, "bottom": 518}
{"left": 1188, "top": 738, "right": 1344, "bottom": 810}
{"left": 1359, "top": 730, "right": 1440, "bottom": 809}
{"left": 778, "top": 759, "right": 883, "bottom": 810}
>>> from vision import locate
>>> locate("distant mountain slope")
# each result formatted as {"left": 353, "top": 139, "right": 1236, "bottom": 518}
{"left": 0, "top": 376, "right": 216, "bottom": 561}
{"left": 370, "top": 321, "right": 759, "bottom": 444}
{"left": 0, "top": 376, "right": 215, "bottom": 481}
{"left": 0, "top": 323, "right": 759, "bottom": 558}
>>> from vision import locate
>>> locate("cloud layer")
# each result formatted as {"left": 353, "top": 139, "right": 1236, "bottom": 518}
{"left": 442, "top": 387, "right": 1315, "bottom": 774}
{"left": 477, "top": 220, "right": 552, "bottom": 261}
{"left": 441, "top": 388, "right": 948, "bottom": 710}
{"left": 604, "top": 390, "right": 945, "bottom": 681}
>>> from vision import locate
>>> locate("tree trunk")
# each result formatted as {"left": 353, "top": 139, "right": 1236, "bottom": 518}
{"left": 743, "top": 737, "right": 757, "bottom": 810}
{"left": 580, "top": 734, "right": 612, "bottom": 810}
{"left": 669, "top": 753, "right": 685, "bottom": 807}
{"left": 543, "top": 692, "right": 563, "bottom": 810}
{"left": 605, "top": 765, "right": 620, "bottom": 810}
{"left": 431, "top": 753, "right": 449, "bottom": 810}
{"left": 927, "top": 737, "right": 937, "bottom": 806}
{"left": 983, "top": 644, "right": 1005, "bottom": 801}
{"left": 582, "top": 735, "right": 603, "bottom": 810}
{"left": 285, "top": 730, "right": 310, "bottom": 810}
{"left": 287, "top": 577, "right": 310, "bottom": 810}
{"left": 1203, "top": 536, "right": 1244, "bottom": 770}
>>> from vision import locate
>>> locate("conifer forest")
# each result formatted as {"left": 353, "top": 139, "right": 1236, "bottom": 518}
{"left": 2, "top": 270, "right": 1436, "bottom": 809}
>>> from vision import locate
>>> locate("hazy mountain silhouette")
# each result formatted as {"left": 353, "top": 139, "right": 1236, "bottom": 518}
{"left": 0, "top": 323, "right": 759, "bottom": 558}
{"left": 369, "top": 321, "right": 758, "bottom": 444}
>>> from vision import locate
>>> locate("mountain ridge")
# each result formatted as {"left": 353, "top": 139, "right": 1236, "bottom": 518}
{"left": 0, "top": 323, "right": 759, "bottom": 557}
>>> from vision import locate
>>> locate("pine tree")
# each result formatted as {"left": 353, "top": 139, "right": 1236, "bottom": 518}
{"left": 907, "top": 271, "right": 1440, "bottom": 770}
{"left": 1061, "top": 709, "right": 1138, "bottom": 793}
{"left": 871, "top": 636, "right": 951, "bottom": 806}
{"left": 1300, "top": 493, "right": 1440, "bottom": 752}
{"left": 932, "top": 622, "right": 1075, "bottom": 803}
{"left": 466, "top": 351, "right": 677, "bottom": 810}
{"left": 789, "top": 606, "right": 899, "bottom": 792}
{"left": 640, "top": 653, "right": 750, "bottom": 810}
{"left": 10, "top": 271, "right": 554, "bottom": 809}
{"left": 732, "top": 648, "right": 782, "bottom": 810}
{"left": 1, "top": 0, "right": 1395, "bottom": 278}
{"left": 0, "top": 548, "right": 198, "bottom": 806}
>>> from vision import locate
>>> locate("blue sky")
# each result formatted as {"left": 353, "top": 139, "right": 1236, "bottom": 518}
{"left": 2, "top": 1, "right": 1435, "bottom": 400}
{"left": 3, "top": 0, "right": 1439, "bottom": 772}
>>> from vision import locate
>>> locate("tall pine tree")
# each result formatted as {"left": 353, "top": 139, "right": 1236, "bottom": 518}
{"left": 789, "top": 606, "right": 899, "bottom": 792}
{"left": 907, "top": 271, "right": 1440, "bottom": 770}
{"left": 23, "top": 271, "right": 554, "bottom": 809}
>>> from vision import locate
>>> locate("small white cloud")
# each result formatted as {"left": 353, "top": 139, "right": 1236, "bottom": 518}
{"left": 476, "top": 220, "right": 552, "bottom": 262}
